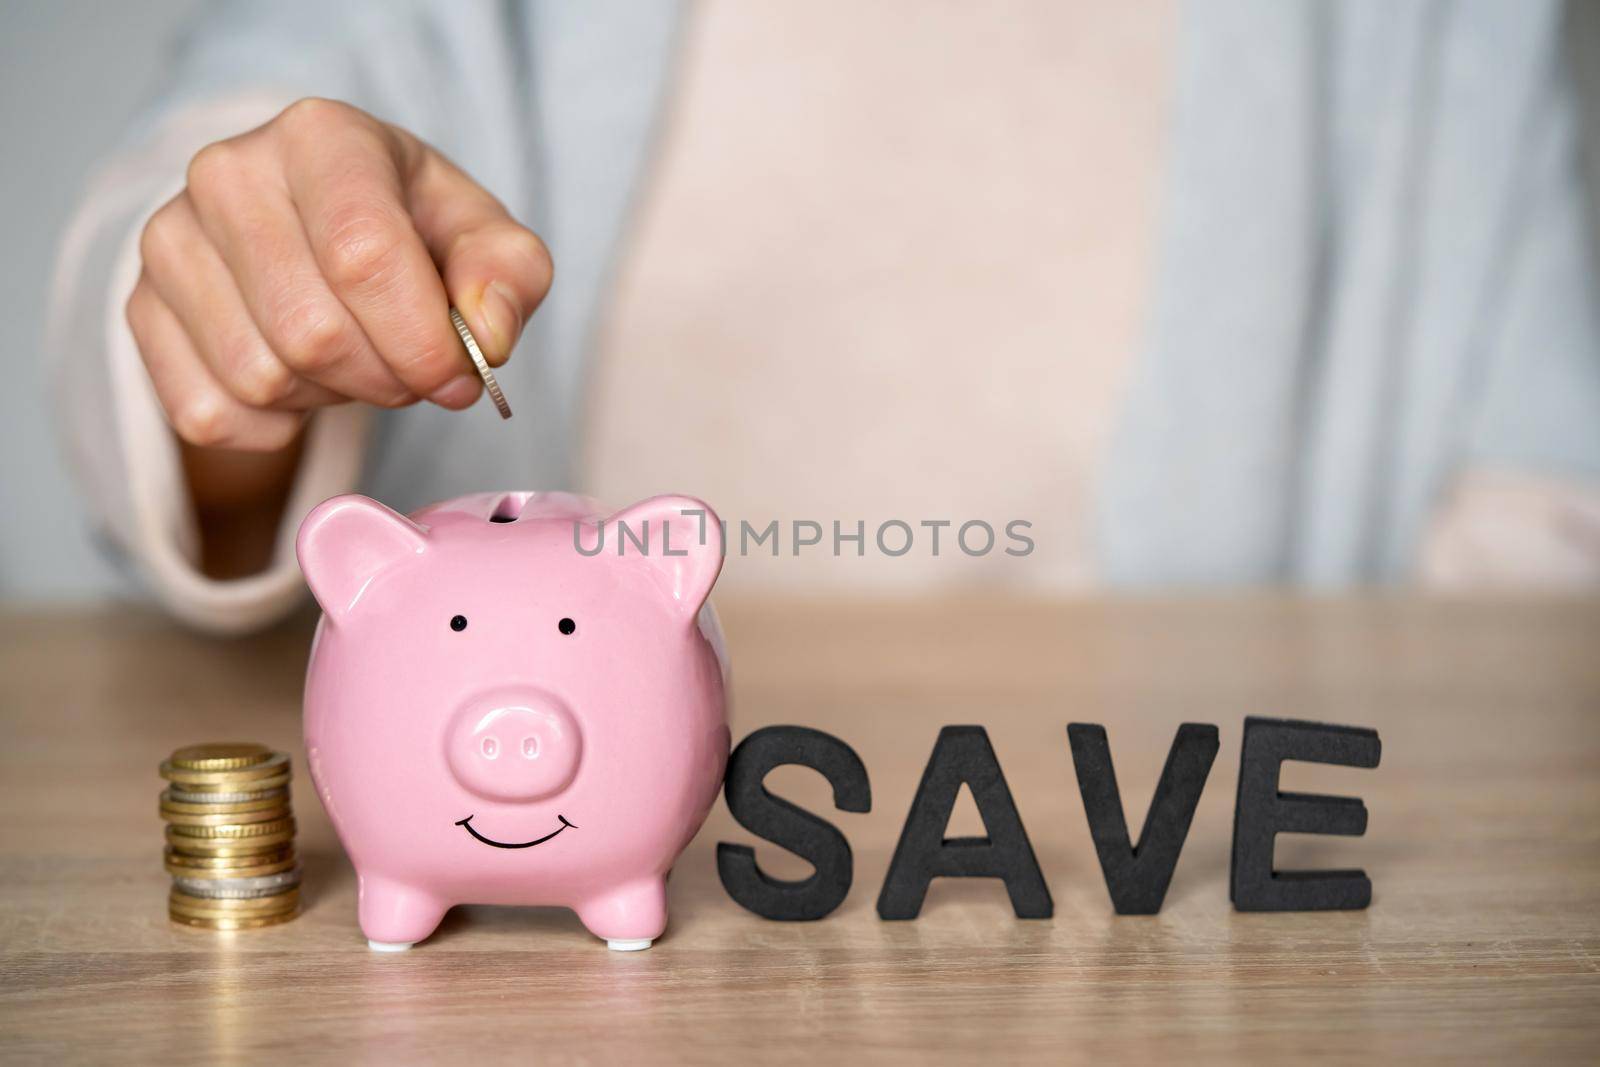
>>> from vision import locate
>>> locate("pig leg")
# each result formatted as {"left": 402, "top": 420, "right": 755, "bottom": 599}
{"left": 359, "top": 874, "right": 450, "bottom": 951}
{"left": 574, "top": 877, "right": 668, "bottom": 951}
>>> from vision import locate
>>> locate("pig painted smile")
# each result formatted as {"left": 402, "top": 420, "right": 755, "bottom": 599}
{"left": 455, "top": 813, "right": 577, "bottom": 849}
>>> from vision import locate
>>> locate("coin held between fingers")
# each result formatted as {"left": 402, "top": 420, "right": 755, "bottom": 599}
{"left": 450, "top": 306, "right": 512, "bottom": 419}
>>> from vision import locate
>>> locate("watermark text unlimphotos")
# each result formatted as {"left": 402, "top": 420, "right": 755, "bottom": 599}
{"left": 574, "top": 509, "right": 1034, "bottom": 559}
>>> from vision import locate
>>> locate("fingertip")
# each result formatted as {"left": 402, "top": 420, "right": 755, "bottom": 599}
{"left": 470, "top": 281, "right": 523, "bottom": 366}
{"left": 428, "top": 372, "right": 482, "bottom": 410}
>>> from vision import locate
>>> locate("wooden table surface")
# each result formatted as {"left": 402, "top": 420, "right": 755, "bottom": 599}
{"left": 2, "top": 597, "right": 1598, "bottom": 1063}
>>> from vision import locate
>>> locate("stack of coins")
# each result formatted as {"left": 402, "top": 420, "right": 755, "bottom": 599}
{"left": 159, "top": 742, "right": 300, "bottom": 929}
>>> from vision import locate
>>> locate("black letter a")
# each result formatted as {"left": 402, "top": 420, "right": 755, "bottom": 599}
{"left": 877, "top": 726, "right": 1052, "bottom": 920}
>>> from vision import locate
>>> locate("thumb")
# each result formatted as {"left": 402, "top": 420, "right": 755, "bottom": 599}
{"left": 400, "top": 136, "right": 554, "bottom": 367}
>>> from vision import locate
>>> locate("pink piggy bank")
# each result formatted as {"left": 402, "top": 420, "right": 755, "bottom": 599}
{"left": 296, "top": 491, "right": 729, "bottom": 952}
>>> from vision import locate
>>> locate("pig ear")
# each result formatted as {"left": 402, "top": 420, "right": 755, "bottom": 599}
{"left": 295, "top": 494, "right": 428, "bottom": 620}
{"left": 604, "top": 495, "right": 724, "bottom": 621}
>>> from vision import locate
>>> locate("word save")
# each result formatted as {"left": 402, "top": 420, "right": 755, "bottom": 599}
{"left": 717, "top": 717, "right": 1381, "bottom": 920}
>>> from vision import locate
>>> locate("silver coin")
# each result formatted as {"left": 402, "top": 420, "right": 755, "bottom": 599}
{"left": 164, "top": 785, "right": 289, "bottom": 805}
{"left": 172, "top": 866, "right": 303, "bottom": 899}
{"left": 449, "top": 306, "right": 512, "bottom": 419}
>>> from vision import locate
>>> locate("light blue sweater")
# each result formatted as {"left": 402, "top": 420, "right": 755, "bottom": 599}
{"left": 57, "top": 0, "right": 1600, "bottom": 599}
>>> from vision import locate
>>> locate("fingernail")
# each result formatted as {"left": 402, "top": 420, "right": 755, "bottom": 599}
{"left": 429, "top": 373, "right": 481, "bottom": 410}
{"left": 478, "top": 281, "right": 522, "bottom": 363}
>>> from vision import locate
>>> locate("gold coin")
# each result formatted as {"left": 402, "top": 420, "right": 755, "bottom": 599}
{"left": 166, "top": 859, "right": 297, "bottom": 880}
{"left": 164, "top": 847, "right": 296, "bottom": 878}
{"left": 163, "top": 843, "right": 294, "bottom": 868}
{"left": 169, "top": 896, "right": 300, "bottom": 919}
{"left": 169, "top": 908, "right": 298, "bottom": 930}
{"left": 170, "top": 888, "right": 299, "bottom": 916}
{"left": 168, "top": 742, "right": 273, "bottom": 771}
{"left": 160, "top": 804, "right": 290, "bottom": 827}
{"left": 168, "top": 900, "right": 299, "bottom": 924}
{"left": 167, "top": 817, "right": 294, "bottom": 840}
{"left": 160, "top": 751, "right": 289, "bottom": 787}
{"left": 165, "top": 828, "right": 295, "bottom": 855}
{"left": 164, "top": 831, "right": 295, "bottom": 856}
{"left": 160, "top": 792, "right": 288, "bottom": 816}
{"left": 165, "top": 775, "right": 291, "bottom": 800}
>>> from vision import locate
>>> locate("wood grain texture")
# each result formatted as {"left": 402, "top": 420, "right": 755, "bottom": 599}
{"left": 2, "top": 597, "right": 1598, "bottom": 1064}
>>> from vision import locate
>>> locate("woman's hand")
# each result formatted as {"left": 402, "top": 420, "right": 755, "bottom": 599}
{"left": 128, "top": 97, "right": 553, "bottom": 450}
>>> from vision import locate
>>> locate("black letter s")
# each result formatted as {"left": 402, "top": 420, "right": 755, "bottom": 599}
{"left": 718, "top": 726, "right": 871, "bottom": 920}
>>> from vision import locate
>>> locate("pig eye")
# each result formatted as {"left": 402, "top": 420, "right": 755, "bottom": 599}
{"left": 450, "top": 615, "right": 468, "bottom": 632}
{"left": 557, "top": 617, "right": 576, "bottom": 636}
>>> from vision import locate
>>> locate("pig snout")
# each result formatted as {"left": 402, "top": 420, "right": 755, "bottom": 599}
{"left": 446, "top": 692, "right": 582, "bottom": 802}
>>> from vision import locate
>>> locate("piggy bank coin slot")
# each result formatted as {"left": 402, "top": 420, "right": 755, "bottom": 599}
{"left": 489, "top": 495, "right": 525, "bottom": 523}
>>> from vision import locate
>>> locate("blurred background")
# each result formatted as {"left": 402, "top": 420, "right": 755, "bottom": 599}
{"left": 3, "top": 0, "right": 1599, "bottom": 616}
{"left": 1, "top": 2, "right": 205, "bottom": 598}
